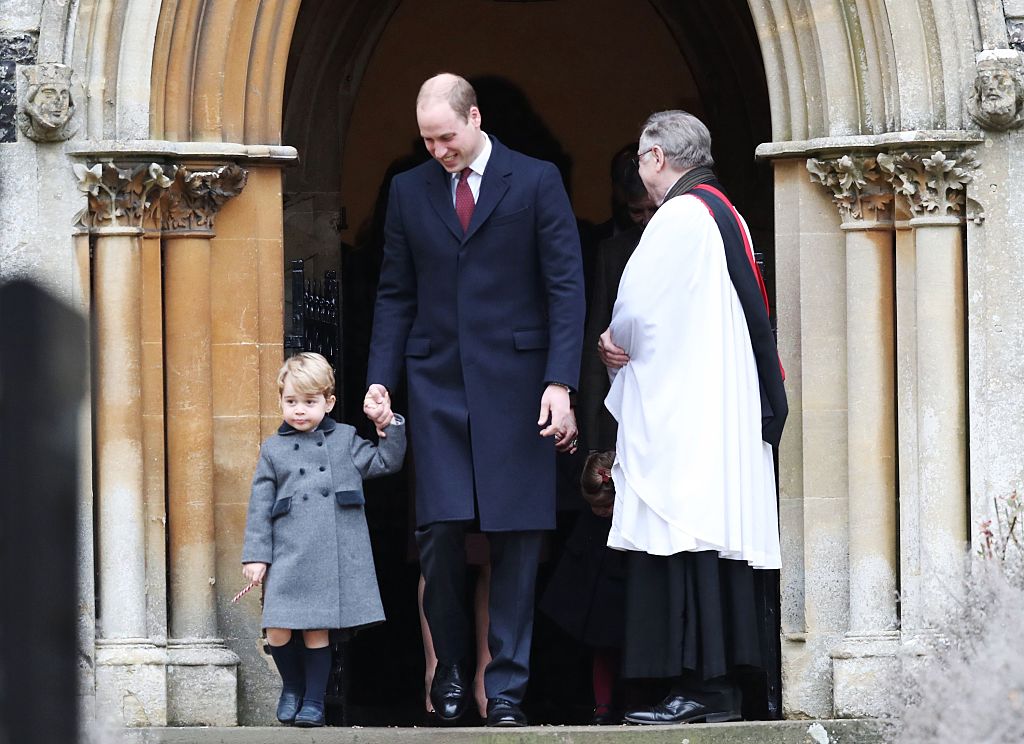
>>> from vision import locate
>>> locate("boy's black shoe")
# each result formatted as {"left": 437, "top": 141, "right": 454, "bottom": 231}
{"left": 276, "top": 690, "right": 303, "bottom": 724}
{"left": 294, "top": 700, "right": 325, "bottom": 728}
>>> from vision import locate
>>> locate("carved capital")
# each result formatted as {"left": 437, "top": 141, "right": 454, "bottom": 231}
{"left": 17, "top": 63, "right": 81, "bottom": 142}
{"left": 877, "top": 150, "right": 979, "bottom": 220}
{"left": 73, "top": 162, "right": 176, "bottom": 231}
{"left": 806, "top": 154, "right": 894, "bottom": 225}
{"left": 162, "top": 164, "right": 248, "bottom": 236}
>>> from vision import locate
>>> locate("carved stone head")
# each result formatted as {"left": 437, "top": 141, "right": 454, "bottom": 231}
{"left": 17, "top": 64, "right": 79, "bottom": 142}
{"left": 968, "top": 51, "right": 1024, "bottom": 131}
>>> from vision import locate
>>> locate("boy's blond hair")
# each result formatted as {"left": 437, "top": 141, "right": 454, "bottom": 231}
{"left": 277, "top": 353, "right": 335, "bottom": 398}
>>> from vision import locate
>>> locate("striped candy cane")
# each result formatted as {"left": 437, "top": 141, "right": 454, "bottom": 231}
{"left": 231, "top": 580, "right": 258, "bottom": 603}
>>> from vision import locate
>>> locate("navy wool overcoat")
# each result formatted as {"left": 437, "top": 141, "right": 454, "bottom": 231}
{"left": 368, "top": 137, "right": 584, "bottom": 532}
{"left": 241, "top": 415, "right": 406, "bottom": 630}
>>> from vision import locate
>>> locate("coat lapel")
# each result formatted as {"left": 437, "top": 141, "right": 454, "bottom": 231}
{"left": 424, "top": 136, "right": 513, "bottom": 244}
{"left": 426, "top": 164, "right": 465, "bottom": 241}
{"left": 464, "top": 137, "right": 511, "bottom": 243}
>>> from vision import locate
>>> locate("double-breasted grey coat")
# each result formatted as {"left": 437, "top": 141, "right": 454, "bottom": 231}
{"left": 241, "top": 415, "right": 406, "bottom": 630}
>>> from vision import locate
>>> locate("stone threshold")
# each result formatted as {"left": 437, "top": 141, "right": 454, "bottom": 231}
{"left": 123, "top": 719, "right": 892, "bottom": 744}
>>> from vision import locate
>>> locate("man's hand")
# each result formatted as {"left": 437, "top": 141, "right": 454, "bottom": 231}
{"left": 598, "top": 328, "right": 630, "bottom": 369}
{"left": 242, "top": 562, "right": 267, "bottom": 585}
{"left": 364, "top": 384, "right": 394, "bottom": 437}
{"left": 538, "top": 384, "right": 578, "bottom": 453}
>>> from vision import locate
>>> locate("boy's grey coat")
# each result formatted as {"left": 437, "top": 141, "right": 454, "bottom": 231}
{"left": 242, "top": 415, "right": 406, "bottom": 630}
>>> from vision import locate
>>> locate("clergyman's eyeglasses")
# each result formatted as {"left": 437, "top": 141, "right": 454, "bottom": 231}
{"left": 632, "top": 148, "right": 654, "bottom": 168}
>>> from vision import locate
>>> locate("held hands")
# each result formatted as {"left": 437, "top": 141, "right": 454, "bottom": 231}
{"left": 242, "top": 561, "right": 267, "bottom": 585}
{"left": 598, "top": 328, "right": 630, "bottom": 369}
{"left": 364, "top": 384, "right": 395, "bottom": 437}
{"left": 538, "top": 383, "right": 578, "bottom": 453}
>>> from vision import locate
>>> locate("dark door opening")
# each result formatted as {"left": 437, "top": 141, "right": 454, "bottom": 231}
{"left": 282, "top": 0, "right": 778, "bottom": 726}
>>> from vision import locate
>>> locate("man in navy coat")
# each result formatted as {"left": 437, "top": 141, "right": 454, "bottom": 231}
{"left": 366, "top": 73, "right": 585, "bottom": 726}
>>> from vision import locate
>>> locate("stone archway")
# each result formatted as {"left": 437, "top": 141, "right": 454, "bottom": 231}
{"left": 47, "top": 0, "right": 1008, "bottom": 727}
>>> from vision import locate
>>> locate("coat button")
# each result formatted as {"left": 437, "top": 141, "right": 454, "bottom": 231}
{"left": 293, "top": 443, "right": 299, "bottom": 450}
{"left": 319, "top": 466, "right": 325, "bottom": 472}
{"left": 317, "top": 441, "right": 323, "bottom": 447}
{"left": 302, "top": 495, "right": 308, "bottom": 501}
{"left": 299, "top": 468, "right": 305, "bottom": 475}
{"left": 322, "top": 490, "right": 329, "bottom": 497}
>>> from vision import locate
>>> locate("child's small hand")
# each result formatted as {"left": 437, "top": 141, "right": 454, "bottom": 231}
{"left": 242, "top": 562, "right": 267, "bottom": 585}
{"left": 364, "top": 384, "right": 395, "bottom": 437}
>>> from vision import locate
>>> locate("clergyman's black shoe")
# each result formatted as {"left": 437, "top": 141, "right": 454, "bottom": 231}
{"left": 275, "top": 689, "right": 303, "bottom": 724}
{"left": 624, "top": 694, "right": 741, "bottom": 725}
{"left": 486, "top": 697, "right": 528, "bottom": 727}
{"left": 430, "top": 663, "right": 469, "bottom": 724}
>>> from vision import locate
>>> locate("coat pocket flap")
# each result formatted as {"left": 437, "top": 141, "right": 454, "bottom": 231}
{"left": 513, "top": 328, "right": 549, "bottom": 350}
{"left": 489, "top": 205, "right": 531, "bottom": 226}
{"left": 271, "top": 496, "right": 291, "bottom": 518}
{"left": 405, "top": 337, "right": 431, "bottom": 357}
{"left": 335, "top": 489, "right": 365, "bottom": 507}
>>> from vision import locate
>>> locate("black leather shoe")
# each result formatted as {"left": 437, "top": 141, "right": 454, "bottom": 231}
{"left": 486, "top": 697, "right": 528, "bottom": 727}
{"left": 275, "top": 690, "right": 303, "bottom": 724}
{"left": 592, "top": 704, "right": 620, "bottom": 725}
{"left": 293, "top": 701, "right": 325, "bottom": 728}
{"left": 624, "top": 694, "right": 740, "bottom": 725}
{"left": 430, "top": 663, "right": 469, "bottom": 724}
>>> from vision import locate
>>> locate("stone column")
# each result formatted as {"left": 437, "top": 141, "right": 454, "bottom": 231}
{"left": 893, "top": 198, "right": 923, "bottom": 633}
{"left": 808, "top": 155, "right": 899, "bottom": 717}
{"left": 74, "top": 162, "right": 174, "bottom": 727}
{"left": 162, "top": 163, "right": 247, "bottom": 726}
{"left": 880, "top": 150, "right": 975, "bottom": 633}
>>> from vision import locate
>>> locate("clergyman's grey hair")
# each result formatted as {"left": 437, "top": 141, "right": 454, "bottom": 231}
{"left": 639, "top": 111, "right": 714, "bottom": 170}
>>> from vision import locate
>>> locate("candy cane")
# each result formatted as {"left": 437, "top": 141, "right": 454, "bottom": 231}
{"left": 231, "top": 580, "right": 258, "bottom": 603}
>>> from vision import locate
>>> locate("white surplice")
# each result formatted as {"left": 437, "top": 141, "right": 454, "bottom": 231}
{"left": 604, "top": 193, "right": 781, "bottom": 569}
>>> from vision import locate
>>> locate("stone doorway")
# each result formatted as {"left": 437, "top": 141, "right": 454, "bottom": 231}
{"left": 279, "top": 0, "right": 775, "bottom": 726}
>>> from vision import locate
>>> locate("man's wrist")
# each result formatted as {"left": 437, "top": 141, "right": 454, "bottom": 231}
{"left": 548, "top": 382, "right": 573, "bottom": 394}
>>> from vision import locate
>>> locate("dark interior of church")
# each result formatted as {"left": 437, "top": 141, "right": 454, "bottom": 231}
{"left": 279, "top": 0, "right": 778, "bottom": 725}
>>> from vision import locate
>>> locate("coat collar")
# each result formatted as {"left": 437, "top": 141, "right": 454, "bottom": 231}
{"left": 426, "top": 134, "right": 512, "bottom": 243}
{"left": 277, "top": 415, "right": 338, "bottom": 436}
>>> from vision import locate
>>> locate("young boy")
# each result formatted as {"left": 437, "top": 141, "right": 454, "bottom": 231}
{"left": 242, "top": 352, "right": 404, "bottom": 727}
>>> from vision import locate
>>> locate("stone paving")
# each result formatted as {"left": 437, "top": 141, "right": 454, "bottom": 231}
{"left": 121, "top": 719, "right": 892, "bottom": 744}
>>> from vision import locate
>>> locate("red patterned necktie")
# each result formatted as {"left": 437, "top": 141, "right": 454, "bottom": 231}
{"left": 455, "top": 167, "right": 475, "bottom": 232}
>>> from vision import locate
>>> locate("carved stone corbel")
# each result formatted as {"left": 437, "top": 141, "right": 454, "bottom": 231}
{"left": 966, "top": 50, "right": 1024, "bottom": 131}
{"left": 876, "top": 150, "right": 979, "bottom": 221}
{"left": 72, "top": 162, "right": 176, "bottom": 231}
{"left": 162, "top": 164, "right": 248, "bottom": 236}
{"left": 806, "top": 154, "right": 894, "bottom": 226}
{"left": 17, "top": 63, "right": 81, "bottom": 142}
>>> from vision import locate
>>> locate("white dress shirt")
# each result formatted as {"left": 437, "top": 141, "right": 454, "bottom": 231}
{"left": 450, "top": 132, "right": 492, "bottom": 205}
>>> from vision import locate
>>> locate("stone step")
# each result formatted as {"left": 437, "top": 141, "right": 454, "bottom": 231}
{"left": 122, "top": 719, "right": 892, "bottom": 744}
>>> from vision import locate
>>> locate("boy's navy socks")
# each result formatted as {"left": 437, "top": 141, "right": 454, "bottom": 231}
{"left": 268, "top": 637, "right": 306, "bottom": 694}
{"left": 301, "top": 645, "right": 332, "bottom": 705}
{"left": 294, "top": 645, "right": 331, "bottom": 727}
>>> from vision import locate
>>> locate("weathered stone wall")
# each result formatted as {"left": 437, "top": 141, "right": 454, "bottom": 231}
{"left": 967, "top": 132, "right": 1024, "bottom": 530}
